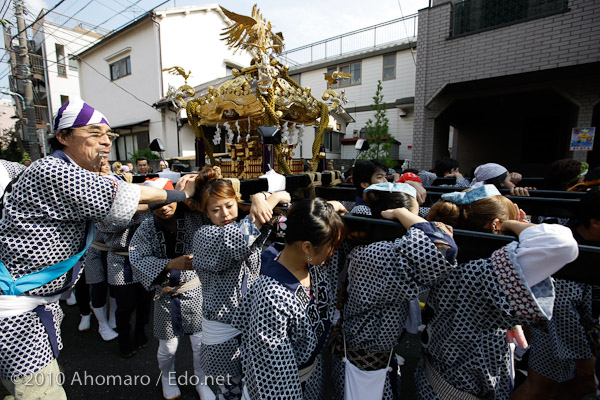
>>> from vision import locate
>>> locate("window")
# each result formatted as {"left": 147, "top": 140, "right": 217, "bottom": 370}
{"left": 55, "top": 44, "right": 66, "bottom": 77}
{"left": 382, "top": 54, "right": 396, "bottom": 80}
{"left": 60, "top": 95, "right": 69, "bottom": 106}
{"left": 327, "top": 62, "right": 361, "bottom": 87}
{"left": 288, "top": 73, "right": 301, "bottom": 85}
{"left": 68, "top": 54, "right": 78, "bottom": 71}
{"left": 113, "top": 130, "right": 149, "bottom": 160}
{"left": 110, "top": 56, "right": 131, "bottom": 81}
{"left": 324, "top": 130, "right": 342, "bottom": 153}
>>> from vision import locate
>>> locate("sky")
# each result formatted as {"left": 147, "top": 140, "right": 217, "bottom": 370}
{"left": 0, "top": 0, "right": 429, "bottom": 100}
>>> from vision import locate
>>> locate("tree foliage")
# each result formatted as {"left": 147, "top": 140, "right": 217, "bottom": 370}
{"left": 129, "top": 148, "right": 160, "bottom": 162}
{"left": 357, "top": 80, "right": 394, "bottom": 167}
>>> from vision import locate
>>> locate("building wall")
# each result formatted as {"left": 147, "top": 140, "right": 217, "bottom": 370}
{"left": 78, "top": 7, "right": 253, "bottom": 160}
{"left": 156, "top": 7, "right": 251, "bottom": 159}
{"left": 34, "top": 22, "right": 104, "bottom": 121}
{"left": 413, "top": 0, "right": 600, "bottom": 169}
{"left": 0, "top": 101, "right": 16, "bottom": 134}
{"left": 79, "top": 18, "right": 164, "bottom": 159}
{"left": 293, "top": 47, "right": 417, "bottom": 163}
{"left": 156, "top": 7, "right": 251, "bottom": 95}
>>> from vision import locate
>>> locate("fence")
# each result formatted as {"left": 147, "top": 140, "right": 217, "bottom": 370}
{"left": 280, "top": 14, "right": 418, "bottom": 67}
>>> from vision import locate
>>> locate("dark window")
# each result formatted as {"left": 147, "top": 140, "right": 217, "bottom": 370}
{"left": 288, "top": 73, "right": 301, "bottom": 85}
{"left": 60, "top": 95, "right": 69, "bottom": 106}
{"left": 451, "top": 0, "right": 569, "bottom": 37}
{"left": 110, "top": 56, "right": 131, "bottom": 81}
{"left": 327, "top": 62, "right": 361, "bottom": 88}
{"left": 324, "top": 130, "right": 342, "bottom": 153}
{"left": 55, "top": 44, "right": 66, "bottom": 77}
{"left": 382, "top": 54, "right": 396, "bottom": 80}
{"left": 68, "top": 54, "right": 78, "bottom": 71}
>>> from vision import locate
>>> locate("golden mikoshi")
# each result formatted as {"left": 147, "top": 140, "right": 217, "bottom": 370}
{"left": 168, "top": 4, "right": 350, "bottom": 175}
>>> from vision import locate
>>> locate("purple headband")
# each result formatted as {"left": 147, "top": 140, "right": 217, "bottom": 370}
{"left": 53, "top": 99, "right": 109, "bottom": 131}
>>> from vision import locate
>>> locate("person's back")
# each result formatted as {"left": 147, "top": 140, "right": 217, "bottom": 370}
{"left": 416, "top": 185, "right": 578, "bottom": 400}
{"left": 544, "top": 158, "right": 587, "bottom": 190}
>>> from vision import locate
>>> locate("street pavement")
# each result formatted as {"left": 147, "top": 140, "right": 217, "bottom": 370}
{"left": 1, "top": 298, "right": 423, "bottom": 400}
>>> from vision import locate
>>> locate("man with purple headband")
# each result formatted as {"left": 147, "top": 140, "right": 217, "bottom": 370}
{"left": 0, "top": 99, "right": 195, "bottom": 399}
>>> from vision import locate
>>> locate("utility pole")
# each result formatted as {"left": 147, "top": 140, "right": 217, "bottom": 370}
{"left": 14, "top": 0, "right": 40, "bottom": 160}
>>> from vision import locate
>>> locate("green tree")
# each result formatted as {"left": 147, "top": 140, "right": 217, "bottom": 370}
{"left": 358, "top": 80, "right": 395, "bottom": 167}
{"left": 129, "top": 148, "right": 160, "bottom": 162}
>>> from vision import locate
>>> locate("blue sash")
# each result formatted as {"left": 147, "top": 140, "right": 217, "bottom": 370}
{"left": 0, "top": 222, "right": 95, "bottom": 296}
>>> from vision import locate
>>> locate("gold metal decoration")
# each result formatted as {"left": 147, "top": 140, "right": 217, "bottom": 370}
{"left": 176, "top": 4, "right": 351, "bottom": 176}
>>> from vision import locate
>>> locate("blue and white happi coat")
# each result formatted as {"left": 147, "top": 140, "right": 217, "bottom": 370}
{"left": 528, "top": 279, "right": 596, "bottom": 382}
{"left": 333, "top": 222, "right": 458, "bottom": 400}
{"left": 0, "top": 151, "right": 139, "bottom": 379}
{"left": 129, "top": 208, "right": 206, "bottom": 341}
{"left": 415, "top": 235, "right": 565, "bottom": 400}
{"left": 192, "top": 215, "right": 271, "bottom": 378}
{"left": 232, "top": 243, "right": 339, "bottom": 400}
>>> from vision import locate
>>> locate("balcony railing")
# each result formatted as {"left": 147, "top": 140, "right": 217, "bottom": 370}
{"left": 450, "top": 0, "right": 569, "bottom": 37}
{"left": 34, "top": 105, "right": 48, "bottom": 127}
{"left": 29, "top": 54, "right": 45, "bottom": 78}
{"left": 281, "top": 14, "right": 418, "bottom": 67}
{"left": 57, "top": 63, "right": 67, "bottom": 77}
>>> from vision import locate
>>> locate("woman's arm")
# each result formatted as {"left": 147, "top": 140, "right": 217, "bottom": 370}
{"left": 381, "top": 207, "right": 427, "bottom": 229}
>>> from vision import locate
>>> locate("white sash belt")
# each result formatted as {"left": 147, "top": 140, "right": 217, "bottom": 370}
{"left": 298, "top": 360, "right": 317, "bottom": 383}
{"left": 0, "top": 294, "right": 62, "bottom": 318}
{"left": 201, "top": 317, "right": 241, "bottom": 345}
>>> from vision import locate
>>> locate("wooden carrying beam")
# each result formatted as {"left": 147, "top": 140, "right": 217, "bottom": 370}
{"left": 342, "top": 215, "right": 600, "bottom": 285}
{"left": 315, "top": 186, "right": 581, "bottom": 219}
{"left": 181, "top": 171, "right": 343, "bottom": 200}
{"left": 423, "top": 186, "right": 585, "bottom": 199}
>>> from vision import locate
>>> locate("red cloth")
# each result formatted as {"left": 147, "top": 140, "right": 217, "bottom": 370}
{"left": 396, "top": 172, "right": 422, "bottom": 184}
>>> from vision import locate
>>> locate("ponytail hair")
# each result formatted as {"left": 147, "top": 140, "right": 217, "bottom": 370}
{"left": 284, "top": 198, "right": 346, "bottom": 249}
{"left": 427, "top": 194, "right": 516, "bottom": 230}
{"left": 194, "top": 166, "right": 237, "bottom": 213}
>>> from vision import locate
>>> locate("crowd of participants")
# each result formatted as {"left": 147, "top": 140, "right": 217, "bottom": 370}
{"left": 0, "top": 99, "right": 598, "bottom": 400}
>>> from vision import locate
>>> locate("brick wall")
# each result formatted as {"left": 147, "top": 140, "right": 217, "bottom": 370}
{"left": 413, "top": 0, "right": 600, "bottom": 169}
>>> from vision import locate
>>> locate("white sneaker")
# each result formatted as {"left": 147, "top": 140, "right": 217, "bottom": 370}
{"left": 196, "top": 384, "right": 216, "bottom": 400}
{"left": 66, "top": 292, "right": 77, "bottom": 306}
{"left": 161, "top": 373, "right": 181, "bottom": 400}
{"left": 78, "top": 314, "right": 91, "bottom": 332}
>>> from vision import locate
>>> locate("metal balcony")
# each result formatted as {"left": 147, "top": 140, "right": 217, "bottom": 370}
{"left": 281, "top": 14, "right": 418, "bottom": 67}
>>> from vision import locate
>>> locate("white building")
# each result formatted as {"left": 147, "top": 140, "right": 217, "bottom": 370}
{"left": 76, "top": 4, "right": 251, "bottom": 162}
{"left": 283, "top": 15, "right": 418, "bottom": 169}
{"left": 31, "top": 11, "right": 110, "bottom": 135}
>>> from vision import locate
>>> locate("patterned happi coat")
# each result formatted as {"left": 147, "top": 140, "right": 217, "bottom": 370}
{"left": 333, "top": 222, "right": 458, "bottom": 400}
{"left": 0, "top": 159, "right": 26, "bottom": 183}
{"left": 83, "top": 223, "right": 111, "bottom": 285}
{"left": 0, "top": 151, "right": 139, "bottom": 379}
{"left": 528, "top": 279, "right": 595, "bottom": 382}
{"left": 105, "top": 210, "right": 151, "bottom": 287}
{"left": 192, "top": 215, "right": 271, "bottom": 377}
{"left": 129, "top": 207, "right": 206, "bottom": 340}
{"left": 415, "top": 240, "right": 564, "bottom": 399}
{"left": 232, "top": 243, "right": 339, "bottom": 400}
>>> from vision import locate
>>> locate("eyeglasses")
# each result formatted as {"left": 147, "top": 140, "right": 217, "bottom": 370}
{"left": 74, "top": 128, "right": 120, "bottom": 142}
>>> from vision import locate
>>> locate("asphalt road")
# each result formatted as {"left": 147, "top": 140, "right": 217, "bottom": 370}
{"left": 1, "top": 299, "right": 423, "bottom": 400}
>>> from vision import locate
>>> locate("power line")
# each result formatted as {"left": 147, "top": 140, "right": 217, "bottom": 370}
{"left": 0, "top": 0, "right": 10, "bottom": 19}
{"left": 396, "top": 0, "right": 417, "bottom": 65}
{"left": 10, "top": 0, "right": 67, "bottom": 41}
